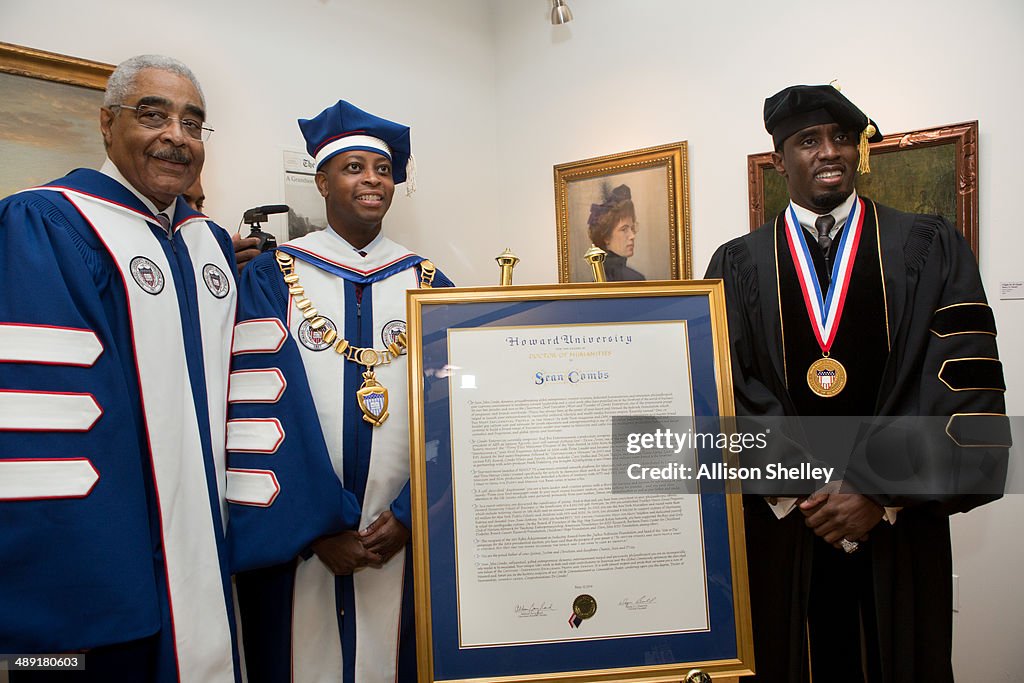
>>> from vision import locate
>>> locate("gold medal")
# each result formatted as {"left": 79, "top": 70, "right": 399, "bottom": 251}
{"left": 356, "top": 369, "right": 390, "bottom": 426}
{"left": 806, "top": 356, "right": 847, "bottom": 398}
{"left": 572, "top": 594, "right": 597, "bottom": 620}
{"left": 782, "top": 201, "right": 866, "bottom": 402}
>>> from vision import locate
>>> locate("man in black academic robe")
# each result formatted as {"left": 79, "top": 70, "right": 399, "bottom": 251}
{"left": 706, "top": 84, "right": 1008, "bottom": 682}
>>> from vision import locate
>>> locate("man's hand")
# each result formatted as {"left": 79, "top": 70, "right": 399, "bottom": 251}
{"left": 311, "top": 530, "right": 382, "bottom": 575}
{"left": 359, "top": 510, "right": 410, "bottom": 564}
{"left": 232, "top": 232, "right": 261, "bottom": 273}
{"left": 799, "top": 484, "right": 883, "bottom": 550}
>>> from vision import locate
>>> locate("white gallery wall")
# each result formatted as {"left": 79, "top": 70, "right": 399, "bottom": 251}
{"left": 490, "top": 3, "right": 1023, "bottom": 680}
{"left": 0, "top": 0, "right": 501, "bottom": 286}
{"left": 2, "top": 0, "right": 1021, "bottom": 678}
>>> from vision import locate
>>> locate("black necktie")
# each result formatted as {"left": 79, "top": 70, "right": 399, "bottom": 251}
{"left": 814, "top": 214, "right": 835, "bottom": 255}
{"left": 814, "top": 214, "right": 836, "bottom": 288}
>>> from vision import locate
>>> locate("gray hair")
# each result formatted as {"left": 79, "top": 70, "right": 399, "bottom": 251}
{"left": 104, "top": 54, "right": 206, "bottom": 110}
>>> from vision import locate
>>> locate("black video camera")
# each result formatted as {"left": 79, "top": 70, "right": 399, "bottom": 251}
{"left": 242, "top": 204, "right": 287, "bottom": 252}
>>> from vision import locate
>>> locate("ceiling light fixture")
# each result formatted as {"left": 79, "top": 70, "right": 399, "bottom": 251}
{"left": 551, "top": 0, "right": 573, "bottom": 25}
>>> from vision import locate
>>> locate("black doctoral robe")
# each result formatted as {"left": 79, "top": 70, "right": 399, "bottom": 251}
{"left": 705, "top": 199, "right": 1009, "bottom": 682}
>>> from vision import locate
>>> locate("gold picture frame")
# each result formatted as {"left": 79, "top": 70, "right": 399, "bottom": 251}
{"left": 747, "top": 121, "right": 979, "bottom": 256}
{"left": 0, "top": 41, "right": 112, "bottom": 89}
{"left": 0, "top": 42, "right": 113, "bottom": 198}
{"left": 555, "top": 142, "right": 692, "bottom": 283}
{"left": 406, "top": 280, "right": 753, "bottom": 683}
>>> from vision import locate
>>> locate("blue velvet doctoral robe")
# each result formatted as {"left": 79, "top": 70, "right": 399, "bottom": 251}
{"left": 227, "top": 229, "right": 452, "bottom": 683}
{"left": 0, "top": 169, "right": 242, "bottom": 681}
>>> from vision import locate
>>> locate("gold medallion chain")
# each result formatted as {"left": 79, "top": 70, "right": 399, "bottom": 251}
{"left": 274, "top": 249, "right": 435, "bottom": 365}
{"left": 273, "top": 249, "right": 435, "bottom": 426}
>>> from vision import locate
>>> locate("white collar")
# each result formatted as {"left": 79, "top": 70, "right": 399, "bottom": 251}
{"left": 324, "top": 226, "right": 384, "bottom": 255}
{"left": 790, "top": 191, "right": 858, "bottom": 239}
{"left": 100, "top": 158, "right": 176, "bottom": 217}
{"left": 284, "top": 228, "right": 415, "bottom": 277}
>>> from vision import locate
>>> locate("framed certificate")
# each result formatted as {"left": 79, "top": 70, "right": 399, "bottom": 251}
{"left": 407, "top": 281, "right": 753, "bottom": 683}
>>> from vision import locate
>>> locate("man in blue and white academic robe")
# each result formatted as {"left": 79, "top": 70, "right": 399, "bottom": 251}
{"left": 0, "top": 56, "right": 241, "bottom": 682}
{"left": 227, "top": 100, "right": 451, "bottom": 683}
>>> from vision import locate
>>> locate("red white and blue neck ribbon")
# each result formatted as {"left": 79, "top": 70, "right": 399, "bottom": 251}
{"left": 783, "top": 198, "right": 864, "bottom": 354}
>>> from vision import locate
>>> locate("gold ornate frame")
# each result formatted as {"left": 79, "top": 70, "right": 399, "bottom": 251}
{"left": 407, "top": 280, "right": 753, "bottom": 683}
{"left": 0, "top": 41, "right": 112, "bottom": 89}
{"left": 0, "top": 42, "right": 113, "bottom": 197}
{"left": 747, "top": 121, "right": 979, "bottom": 256}
{"left": 555, "top": 142, "right": 692, "bottom": 283}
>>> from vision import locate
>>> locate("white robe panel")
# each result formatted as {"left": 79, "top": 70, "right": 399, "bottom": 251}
{"left": 285, "top": 230, "right": 416, "bottom": 683}
{"left": 63, "top": 191, "right": 236, "bottom": 682}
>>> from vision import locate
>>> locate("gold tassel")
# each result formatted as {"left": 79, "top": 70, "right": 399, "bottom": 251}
{"left": 857, "top": 123, "right": 876, "bottom": 174}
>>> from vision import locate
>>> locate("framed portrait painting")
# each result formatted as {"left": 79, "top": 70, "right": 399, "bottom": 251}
{"left": 555, "top": 142, "right": 691, "bottom": 283}
{"left": 747, "top": 121, "right": 979, "bottom": 256}
{"left": 0, "top": 42, "right": 113, "bottom": 199}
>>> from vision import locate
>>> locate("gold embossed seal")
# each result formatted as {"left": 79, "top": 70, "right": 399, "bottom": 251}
{"left": 572, "top": 594, "right": 597, "bottom": 620}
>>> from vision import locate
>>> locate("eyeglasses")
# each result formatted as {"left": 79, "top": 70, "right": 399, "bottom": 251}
{"left": 112, "top": 103, "right": 214, "bottom": 142}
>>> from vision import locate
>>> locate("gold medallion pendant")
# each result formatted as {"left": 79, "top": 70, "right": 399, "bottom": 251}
{"left": 356, "top": 370, "right": 390, "bottom": 426}
{"left": 806, "top": 356, "right": 847, "bottom": 397}
{"left": 275, "top": 249, "right": 432, "bottom": 428}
